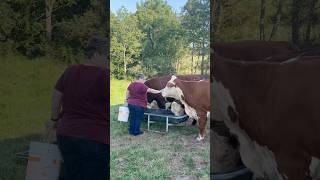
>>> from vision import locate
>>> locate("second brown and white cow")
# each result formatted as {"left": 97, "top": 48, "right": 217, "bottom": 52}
{"left": 161, "top": 75, "right": 210, "bottom": 140}
{"left": 213, "top": 52, "right": 320, "bottom": 180}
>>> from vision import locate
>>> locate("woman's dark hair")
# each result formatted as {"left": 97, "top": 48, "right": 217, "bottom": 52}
{"left": 86, "top": 36, "right": 108, "bottom": 58}
{"left": 136, "top": 73, "right": 145, "bottom": 80}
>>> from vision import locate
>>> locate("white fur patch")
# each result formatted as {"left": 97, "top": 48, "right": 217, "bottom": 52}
{"left": 170, "top": 101, "right": 185, "bottom": 116}
{"left": 182, "top": 100, "right": 199, "bottom": 120}
{"left": 213, "top": 77, "right": 283, "bottom": 180}
{"left": 168, "top": 75, "right": 177, "bottom": 84}
{"left": 197, "top": 134, "right": 204, "bottom": 141}
{"left": 309, "top": 157, "right": 320, "bottom": 180}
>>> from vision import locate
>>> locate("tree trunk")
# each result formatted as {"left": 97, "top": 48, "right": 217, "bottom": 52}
{"left": 200, "top": 41, "right": 205, "bottom": 75}
{"left": 123, "top": 46, "right": 127, "bottom": 77}
{"left": 212, "top": 0, "right": 222, "bottom": 40}
{"left": 259, "top": 0, "right": 266, "bottom": 41}
{"left": 191, "top": 42, "right": 194, "bottom": 74}
{"left": 292, "top": 0, "right": 301, "bottom": 46}
{"left": 305, "top": 0, "right": 317, "bottom": 43}
{"left": 269, "top": 0, "right": 282, "bottom": 41}
{"left": 45, "top": 0, "right": 54, "bottom": 42}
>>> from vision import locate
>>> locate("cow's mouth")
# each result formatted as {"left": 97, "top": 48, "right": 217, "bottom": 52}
{"left": 165, "top": 97, "right": 176, "bottom": 102}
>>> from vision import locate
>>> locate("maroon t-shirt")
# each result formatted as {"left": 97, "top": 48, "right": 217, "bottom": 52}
{"left": 55, "top": 64, "right": 109, "bottom": 144}
{"left": 127, "top": 82, "right": 149, "bottom": 108}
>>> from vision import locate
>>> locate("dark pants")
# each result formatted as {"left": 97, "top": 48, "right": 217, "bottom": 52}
{"left": 57, "top": 135, "right": 109, "bottom": 180}
{"left": 128, "top": 104, "right": 145, "bottom": 135}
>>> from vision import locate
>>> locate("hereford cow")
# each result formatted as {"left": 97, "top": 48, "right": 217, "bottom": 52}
{"left": 145, "top": 75, "right": 208, "bottom": 109}
{"left": 161, "top": 76, "right": 210, "bottom": 140}
{"left": 213, "top": 52, "right": 320, "bottom": 180}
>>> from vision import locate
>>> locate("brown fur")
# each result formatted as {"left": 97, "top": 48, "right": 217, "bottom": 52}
{"left": 168, "top": 78, "right": 210, "bottom": 138}
{"left": 213, "top": 46, "right": 320, "bottom": 180}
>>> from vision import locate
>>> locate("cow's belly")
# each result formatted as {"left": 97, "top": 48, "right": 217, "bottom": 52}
{"left": 227, "top": 121, "right": 283, "bottom": 179}
{"left": 213, "top": 79, "right": 283, "bottom": 179}
{"left": 183, "top": 103, "right": 199, "bottom": 120}
{"left": 213, "top": 78, "right": 320, "bottom": 180}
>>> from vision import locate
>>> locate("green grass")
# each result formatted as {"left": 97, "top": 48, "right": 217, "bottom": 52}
{"left": 0, "top": 55, "right": 66, "bottom": 180}
{"left": 110, "top": 78, "right": 131, "bottom": 105}
{"left": 110, "top": 79, "right": 210, "bottom": 179}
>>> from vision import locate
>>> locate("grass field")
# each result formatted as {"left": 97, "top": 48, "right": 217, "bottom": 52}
{"left": 110, "top": 79, "right": 210, "bottom": 179}
{"left": 0, "top": 55, "right": 66, "bottom": 180}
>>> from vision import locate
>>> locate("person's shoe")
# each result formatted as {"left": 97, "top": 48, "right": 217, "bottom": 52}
{"left": 134, "top": 131, "right": 144, "bottom": 136}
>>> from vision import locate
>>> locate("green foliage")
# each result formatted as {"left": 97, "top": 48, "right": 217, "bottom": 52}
{"left": 111, "top": 0, "right": 210, "bottom": 79}
{"left": 212, "top": 0, "right": 320, "bottom": 45}
{"left": 111, "top": 8, "right": 143, "bottom": 79}
{"left": 136, "top": 0, "right": 186, "bottom": 76}
{"left": 182, "top": 0, "right": 210, "bottom": 74}
{"left": 0, "top": 0, "right": 106, "bottom": 61}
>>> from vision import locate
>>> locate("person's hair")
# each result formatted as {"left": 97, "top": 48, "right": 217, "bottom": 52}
{"left": 136, "top": 73, "right": 145, "bottom": 80}
{"left": 86, "top": 36, "right": 108, "bottom": 58}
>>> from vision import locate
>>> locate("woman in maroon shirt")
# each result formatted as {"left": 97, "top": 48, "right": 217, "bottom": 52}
{"left": 48, "top": 36, "right": 109, "bottom": 180}
{"left": 125, "top": 73, "right": 161, "bottom": 136}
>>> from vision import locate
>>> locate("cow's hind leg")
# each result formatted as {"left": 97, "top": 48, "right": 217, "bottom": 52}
{"left": 197, "top": 113, "right": 207, "bottom": 141}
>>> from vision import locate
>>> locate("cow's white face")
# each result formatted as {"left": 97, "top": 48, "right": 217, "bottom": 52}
{"left": 161, "top": 76, "right": 184, "bottom": 100}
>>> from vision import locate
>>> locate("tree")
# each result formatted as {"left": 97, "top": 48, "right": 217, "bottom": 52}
{"left": 110, "top": 8, "right": 143, "bottom": 79}
{"left": 269, "top": 0, "right": 282, "bottom": 41}
{"left": 259, "top": 0, "right": 266, "bottom": 40}
{"left": 0, "top": 0, "right": 106, "bottom": 60}
{"left": 291, "top": 0, "right": 302, "bottom": 45}
{"left": 305, "top": 0, "right": 318, "bottom": 43}
{"left": 45, "top": 0, "right": 76, "bottom": 42}
{"left": 136, "top": 0, "right": 186, "bottom": 76}
{"left": 182, "top": 0, "right": 210, "bottom": 75}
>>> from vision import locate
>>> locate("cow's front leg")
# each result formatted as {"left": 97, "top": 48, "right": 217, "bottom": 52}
{"left": 197, "top": 112, "right": 207, "bottom": 141}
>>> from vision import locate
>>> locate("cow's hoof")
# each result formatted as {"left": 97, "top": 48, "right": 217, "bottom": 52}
{"left": 196, "top": 134, "right": 204, "bottom": 141}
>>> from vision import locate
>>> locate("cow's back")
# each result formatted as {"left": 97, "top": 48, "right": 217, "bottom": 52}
{"left": 213, "top": 40, "right": 298, "bottom": 61}
{"left": 145, "top": 75, "right": 208, "bottom": 108}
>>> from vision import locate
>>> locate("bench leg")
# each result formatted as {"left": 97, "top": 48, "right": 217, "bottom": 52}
{"left": 166, "top": 117, "right": 168, "bottom": 132}
{"left": 147, "top": 115, "right": 150, "bottom": 131}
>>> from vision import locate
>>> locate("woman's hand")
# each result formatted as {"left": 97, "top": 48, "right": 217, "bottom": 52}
{"left": 43, "top": 119, "right": 59, "bottom": 143}
{"left": 147, "top": 88, "right": 162, "bottom": 94}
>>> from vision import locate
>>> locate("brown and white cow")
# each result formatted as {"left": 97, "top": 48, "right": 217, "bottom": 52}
{"left": 161, "top": 76, "right": 210, "bottom": 140}
{"left": 145, "top": 75, "right": 208, "bottom": 109}
{"left": 213, "top": 51, "right": 320, "bottom": 179}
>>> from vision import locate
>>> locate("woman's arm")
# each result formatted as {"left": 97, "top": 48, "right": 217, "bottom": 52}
{"left": 147, "top": 88, "right": 161, "bottom": 94}
{"left": 126, "top": 90, "right": 130, "bottom": 100}
{"left": 51, "top": 89, "right": 63, "bottom": 121}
